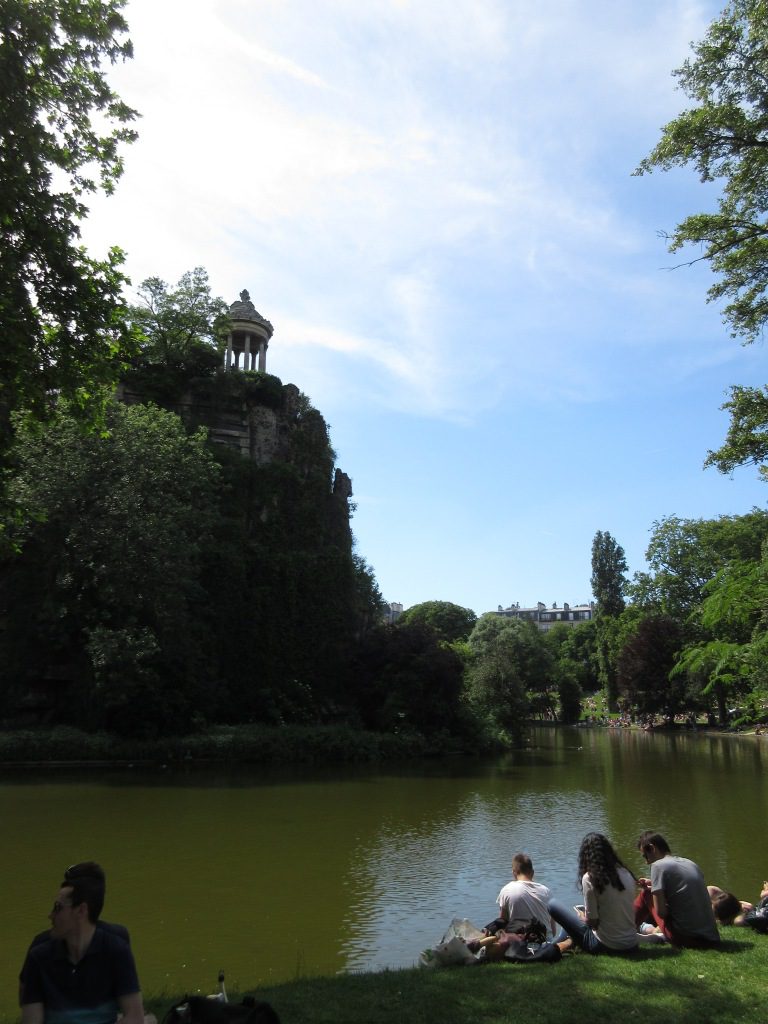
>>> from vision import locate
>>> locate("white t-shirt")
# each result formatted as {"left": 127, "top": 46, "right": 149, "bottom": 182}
{"left": 496, "top": 879, "right": 553, "bottom": 937}
{"left": 582, "top": 867, "right": 638, "bottom": 950}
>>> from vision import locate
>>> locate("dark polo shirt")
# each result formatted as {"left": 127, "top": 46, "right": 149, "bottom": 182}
{"left": 19, "top": 928, "right": 139, "bottom": 1024}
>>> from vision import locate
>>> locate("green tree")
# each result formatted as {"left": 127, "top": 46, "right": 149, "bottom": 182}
{"left": 635, "top": 1, "right": 768, "bottom": 484}
{"left": 129, "top": 268, "right": 229, "bottom": 369}
{"left": 397, "top": 600, "right": 477, "bottom": 643}
{"left": 617, "top": 614, "right": 686, "bottom": 724}
{"left": 591, "top": 530, "right": 628, "bottom": 617}
{"left": 631, "top": 511, "right": 768, "bottom": 617}
{"left": 353, "top": 622, "right": 467, "bottom": 735}
{"left": 705, "top": 384, "right": 768, "bottom": 479}
{"left": 672, "top": 553, "right": 768, "bottom": 724}
{"left": 635, "top": 0, "right": 768, "bottom": 342}
{"left": 466, "top": 615, "right": 547, "bottom": 739}
{"left": 1, "top": 401, "right": 220, "bottom": 736}
{"left": 544, "top": 622, "right": 596, "bottom": 722}
{"left": 591, "top": 530, "right": 628, "bottom": 710}
{"left": 0, "top": 0, "right": 138, "bottom": 459}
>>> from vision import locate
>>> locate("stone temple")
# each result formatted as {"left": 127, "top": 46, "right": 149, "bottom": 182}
{"left": 224, "top": 289, "right": 274, "bottom": 372}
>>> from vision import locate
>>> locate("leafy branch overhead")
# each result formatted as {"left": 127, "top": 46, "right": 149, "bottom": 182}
{"left": 635, "top": 0, "right": 768, "bottom": 342}
{"left": 0, "top": 0, "right": 139, "bottom": 458}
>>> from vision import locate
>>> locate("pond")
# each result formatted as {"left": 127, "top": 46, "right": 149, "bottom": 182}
{"left": 2, "top": 726, "right": 766, "bottom": 1019}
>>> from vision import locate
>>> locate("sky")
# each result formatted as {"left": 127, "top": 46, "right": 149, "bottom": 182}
{"left": 81, "top": 0, "right": 767, "bottom": 615}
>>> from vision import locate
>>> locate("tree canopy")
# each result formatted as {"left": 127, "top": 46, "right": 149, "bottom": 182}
{"left": 397, "top": 600, "right": 477, "bottom": 643}
{"left": 0, "top": 0, "right": 138, "bottom": 459}
{"left": 129, "top": 268, "right": 229, "bottom": 368}
{"left": 635, "top": 0, "right": 768, "bottom": 342}
{"left": 2, "top": 401, "right": 220, "bottom": 736}
{"left": 590, "top": 530, "right": 628, "bottom": 617}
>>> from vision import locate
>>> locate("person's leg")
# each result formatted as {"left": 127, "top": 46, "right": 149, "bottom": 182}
{"left": 634, "top": 888, "right": 655, "bottom": 927}
{"left": 634, "top": 887, "right": 673, "bottom": 938}
{"left": 547, "top": 899, "right": 602, "bottom": 953}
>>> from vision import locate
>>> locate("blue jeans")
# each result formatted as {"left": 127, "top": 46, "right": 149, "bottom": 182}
{"left": 548, "top": 899, "right": 638, "bottom": 957}
{"left": 548, "top": 899, "right": 606, "bottom": 953}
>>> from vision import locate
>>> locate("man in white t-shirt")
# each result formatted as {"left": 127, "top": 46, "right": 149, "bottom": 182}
{"left": 491, "top": 853, "right": 554, "bottom": 938}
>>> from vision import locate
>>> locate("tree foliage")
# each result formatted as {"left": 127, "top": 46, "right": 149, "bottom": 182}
{"left": 617, "top": 614, "right": 685, "bottom": 723}
{"left": 705, "top": 384, "right": 768, "bottom": 479}
{"left": 590, "top": 530, "right": 628, "bottom": 710}
{"left": 635, "top": 0, "right": 768, "bottom": 342}
{"left": 353, "top": 622, "right": 467, "bottom": 734}
{"left": 129, "top": 268, "right": 229, "bottom": 368}
{"left": 397, "top": 600, "right": 477, "bottom": 643}
{"left": 0, "top": 0, "right": 139, "bottom": 457}
{"left": 631, "top": 511, "right": 768, "bottom": 617}
{"left": 466, "top": 615, "right": 545, "bottom": 738}
{"left": 1, "top": 401, "right": 220, "bottom": 736}
{"left": 591, "top": 530, "right": 628, "bottom": 617}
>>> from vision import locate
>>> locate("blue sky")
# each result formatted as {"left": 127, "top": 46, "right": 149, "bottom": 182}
{"left": 82, "top": 0, "right": 766, "bottom": 615}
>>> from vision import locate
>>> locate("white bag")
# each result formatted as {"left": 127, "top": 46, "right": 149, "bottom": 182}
{"left": 419, "top": 918, "right": 485, "bottom": 968}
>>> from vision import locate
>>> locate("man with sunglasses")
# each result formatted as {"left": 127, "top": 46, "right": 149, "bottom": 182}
{"left": 26, "top": 863, "right": 130, "bottom": 949}
{"left": 19, "top": 862, "right": 143, "bottom": 1024}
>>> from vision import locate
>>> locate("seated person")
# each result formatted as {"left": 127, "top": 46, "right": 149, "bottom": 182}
{"left": 489, "top": 852, "right": 554, "bottom": 938}
{"left": 27, "top": 863, "right": 130, "bottom": 948}
{"left": 549, "top": 832, "right": 639, "bottom": 956}
{"left": 470, "top": 852, "right": 554, "bottom": 957}
{"left": 19, "top": 861, "right": 143, "bottom": 1024}
{"left": 634, "top": 831, "right": 719, "bottom": 948}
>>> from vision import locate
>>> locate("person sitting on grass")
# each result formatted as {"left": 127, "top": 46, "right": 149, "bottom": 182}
{"left": 634, "top": 831, "right": 719, "bottom": 948}
{"left": 19, "top": 862, "right": 143, "bottom": 1024}
{"left": 486, "top": 852, "right": 554, "bottom": 939}
{"left": 548, "top": 832, "right": 639, "bottom": 956}
{"left": 466, "top": 852, "right": 555, "bottom": 959}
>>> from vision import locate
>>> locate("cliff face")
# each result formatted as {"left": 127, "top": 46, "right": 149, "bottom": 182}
{"left": 1, "top": 369, "right": 363, "bottom": 733}
{"left": 116, "top": 367, "right": 353, "bottom": 550}
{"left": 118, "top": 372, "right": 301, "bottom": 464}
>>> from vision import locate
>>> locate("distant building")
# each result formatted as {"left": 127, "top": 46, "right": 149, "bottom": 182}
{"left": 383, "top": 602, "right": 404, "bottom": 624}
{"left": 494, "top": 601, "right": 594, "bottom": 632}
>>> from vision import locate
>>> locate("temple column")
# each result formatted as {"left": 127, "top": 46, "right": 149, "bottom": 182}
{"left": 226, "top": 332, "right": 233, "bottom": 369}
{"left": 258, "top": 340, "right": 267, "bottom": 372}
{"left": 244, "top": 334, "right": 251, "bottom": 370}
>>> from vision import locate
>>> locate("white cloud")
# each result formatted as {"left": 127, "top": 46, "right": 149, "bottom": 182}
{"left": 79, "top": 0, "right": 732, "bottom": 423}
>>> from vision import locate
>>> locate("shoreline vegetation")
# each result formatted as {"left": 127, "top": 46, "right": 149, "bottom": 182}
{"left": 136, "top": 930, "right": 767, "bottom": 1024}
{"left": 0, "top": 723, "right": 485, "bottom": 767}
{"left": 0, "top": 718, "right": 762, "bottom": 769}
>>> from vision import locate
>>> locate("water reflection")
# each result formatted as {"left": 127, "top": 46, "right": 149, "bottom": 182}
{"left": 1, "top": 728, "right": 766, "bottom": 1021}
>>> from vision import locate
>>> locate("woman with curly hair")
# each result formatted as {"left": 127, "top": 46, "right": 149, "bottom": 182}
{"left": 548, "top": 832, "right": 639, "bottom": 955}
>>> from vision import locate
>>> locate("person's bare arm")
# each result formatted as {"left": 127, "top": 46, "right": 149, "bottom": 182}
{"left": 21, "top": 1003, "right": 44, "bottom": 1024}
{"left": 118, "top": 991, "right": 145, "bottom": 1024}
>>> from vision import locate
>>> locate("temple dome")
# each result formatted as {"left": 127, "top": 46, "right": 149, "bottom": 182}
{"left": 228, "top": 289, "right": 274, "bottom": 336}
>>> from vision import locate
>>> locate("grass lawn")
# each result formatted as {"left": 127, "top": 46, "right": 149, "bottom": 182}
{"left": 141, "top": 930, "right": 766, "bottom": 1024}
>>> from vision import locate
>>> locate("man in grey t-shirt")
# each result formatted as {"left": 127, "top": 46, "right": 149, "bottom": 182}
{"left": 634, "top": 831, "right": 719, "bottom": 947}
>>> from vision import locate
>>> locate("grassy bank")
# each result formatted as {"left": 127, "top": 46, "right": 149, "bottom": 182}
{"left": 137, "top": 931, "right": 766, "bottom": 1024}
{"left": 0, "top": 723, "right": 484, "bottom": 766}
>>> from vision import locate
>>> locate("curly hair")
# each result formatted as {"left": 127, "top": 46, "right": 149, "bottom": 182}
{"left": 577, "top": 832, "right": 634, "bottom": 894}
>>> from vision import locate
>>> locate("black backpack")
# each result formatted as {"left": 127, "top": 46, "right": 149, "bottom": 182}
{"left": 164, "top": 996, "right": 281, "bottom": 1024}
{"left": 503, "top": 939, "right": 562, "bottom": 964}
{"left": 742, "top": 896, "right": 768, "bottom": 934}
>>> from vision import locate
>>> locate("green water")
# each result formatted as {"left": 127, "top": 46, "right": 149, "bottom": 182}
{"left": 2, "top": 727, "right": 766, "bottom": 1017}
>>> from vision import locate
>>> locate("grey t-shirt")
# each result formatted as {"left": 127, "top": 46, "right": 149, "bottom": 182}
{"left": 651, "top": 855, "right": 719, "bottom": 942}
